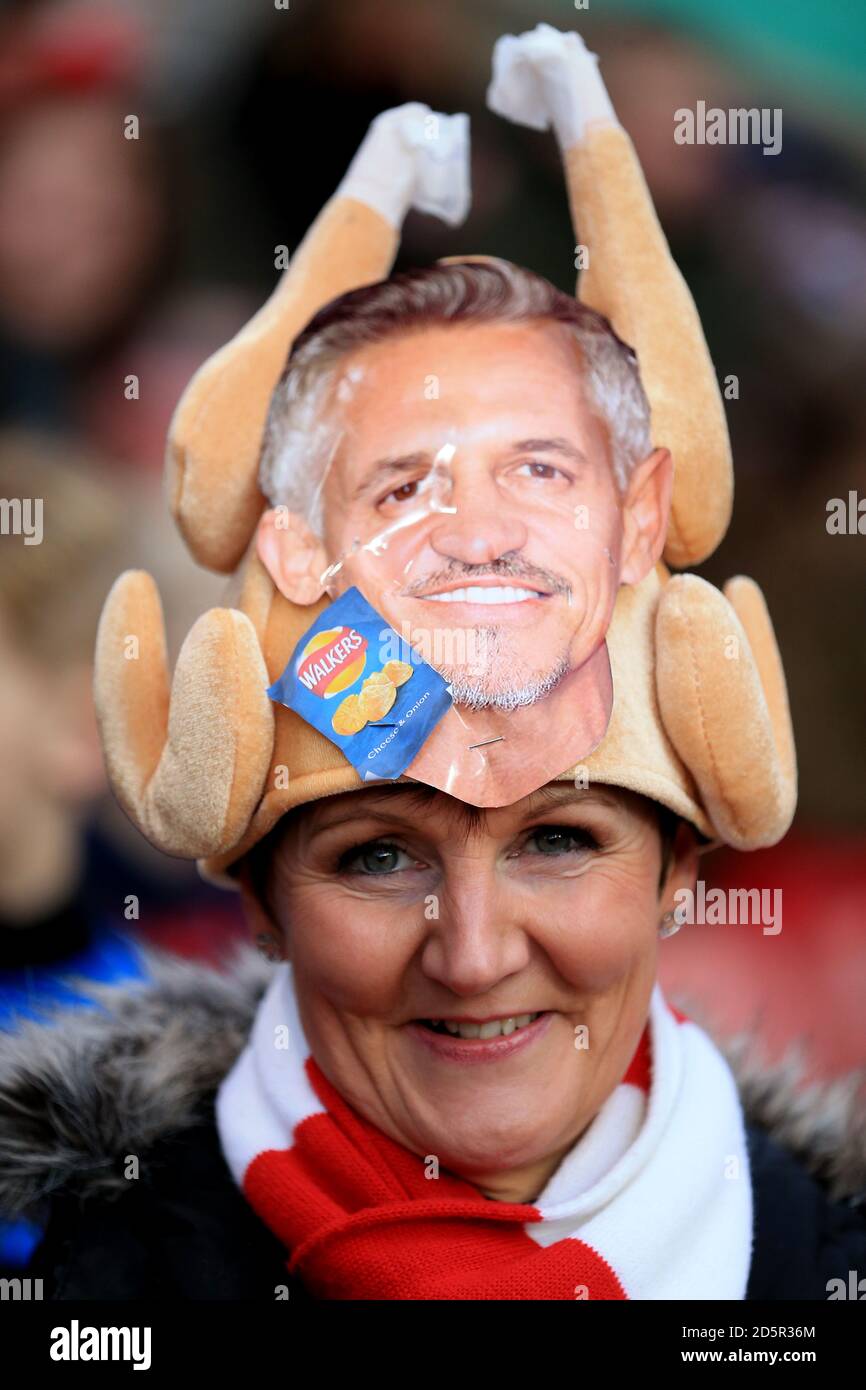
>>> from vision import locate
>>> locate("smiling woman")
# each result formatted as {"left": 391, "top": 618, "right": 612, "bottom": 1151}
{"left": 6, "top": 761, "right": 864, "bottom": 1300}
{"left": 236, "top": 783, "right": 691, "bottom": 1207}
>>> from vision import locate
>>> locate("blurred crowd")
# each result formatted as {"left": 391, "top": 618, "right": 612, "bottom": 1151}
{"left": 0, "top": 0, "right": 863, "bottom": 1085}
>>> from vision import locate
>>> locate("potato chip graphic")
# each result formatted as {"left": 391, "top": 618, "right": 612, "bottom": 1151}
{"left": 362, "top": 671, "right": 391, "bottom": 688}
{"left": 331, "top": 695, "right": 366, "bottom": 736}
{"left": 382, "top": 660, "right": 413, "bottom": 688}
{"left": 359, "top": 679, "right": 396, "bottom": 721}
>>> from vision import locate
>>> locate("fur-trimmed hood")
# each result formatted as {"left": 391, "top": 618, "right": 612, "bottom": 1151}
{"left": 1, "top": 945, "right": 865, "bottom": 1221}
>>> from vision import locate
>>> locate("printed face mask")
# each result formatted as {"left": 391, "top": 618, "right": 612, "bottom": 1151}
{"left": 260, "top": 318, "right": 668, "bottom": 806}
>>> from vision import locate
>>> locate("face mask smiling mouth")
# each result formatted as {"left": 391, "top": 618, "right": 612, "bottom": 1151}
{"left": 401, "top": 557, "right": 572, "bottom": 606}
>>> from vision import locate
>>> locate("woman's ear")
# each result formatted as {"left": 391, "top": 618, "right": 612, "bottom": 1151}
{"left": 256, "top": 507, "right": 329, "bottom": 606}
{"left": 236, "top": 855, "right": 287, "bottom": 962}
{"left": 619, "top": 447, "right": 673, "bottom": 586}
{"left": 658, "top": 819, "right": 700, "bottom": 914}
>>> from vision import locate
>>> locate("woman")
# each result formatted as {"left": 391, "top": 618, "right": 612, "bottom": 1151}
{"left": 2, "top": 25, "right": 863, "bottom": 1303}
{"left": 1, "top": 772, "right": 864, "bottom": 1300}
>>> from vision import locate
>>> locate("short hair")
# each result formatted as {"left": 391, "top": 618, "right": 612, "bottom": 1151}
{"left": 258, "top": 258, "right": 652, "bottom": 534}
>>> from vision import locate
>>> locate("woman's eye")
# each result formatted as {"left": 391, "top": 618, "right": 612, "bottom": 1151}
{"left": 527, "top": 826, "right": 598, "bottom": 856}
{"left": 340, "top": 841, "right": 413, "bottom": 875}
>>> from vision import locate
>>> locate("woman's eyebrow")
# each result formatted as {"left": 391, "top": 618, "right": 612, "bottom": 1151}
{"left": 305, "top": 804, "right": 426, "bottom": 836}
{"left": 306, "top": 786, "right": 616, "bottom": 843}
{"left": 524, "top": 784, "right": 618, "bottom": 814}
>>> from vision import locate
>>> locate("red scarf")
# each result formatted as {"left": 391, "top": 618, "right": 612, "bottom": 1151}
{"left": 249, "top": 1058, "right": 627, "bottom": 1300}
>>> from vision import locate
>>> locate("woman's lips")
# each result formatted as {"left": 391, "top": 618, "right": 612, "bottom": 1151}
{"left": 404, "top": 1011, "right": 553, "bottom": 1065}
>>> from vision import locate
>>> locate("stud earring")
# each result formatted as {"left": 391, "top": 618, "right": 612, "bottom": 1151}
{"left": 658, "top": 911, "right": 682, "bottom": 940}
{"left": 256, "top": 933, "right": 282, "bottom": 961}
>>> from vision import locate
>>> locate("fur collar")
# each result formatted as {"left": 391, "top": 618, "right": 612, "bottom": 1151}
{"left": 0, "top": 945, "right": 864, "bottom": 1220}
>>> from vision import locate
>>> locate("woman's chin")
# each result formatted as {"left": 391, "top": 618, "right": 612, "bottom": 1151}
{"left": 412, "top": 1120, "right": 569, "bottom": 1188}
{"left": 396, "top": 1093, "right": 580, "bottom": 1185}
{"left": 383, "top": 1013, "right": 584, "bottom": 1178}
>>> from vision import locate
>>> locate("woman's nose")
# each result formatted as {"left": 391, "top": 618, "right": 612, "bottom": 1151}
{"left": 428, "top": 472, "right": 528, "bottom": 565}
{"left": 419, "top": 888, "right": 533, "bottom": 999}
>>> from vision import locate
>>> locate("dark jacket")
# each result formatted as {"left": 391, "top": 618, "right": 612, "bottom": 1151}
{"left": 1, "top": 946, "right": 864, "bottom": 1301}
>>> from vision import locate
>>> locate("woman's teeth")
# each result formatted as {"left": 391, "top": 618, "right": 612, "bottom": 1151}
{"left": 422, "top": 586, "right": 540, "bottom": 605}
{"left": 421, "top": 1013, "right": 540, "bottom": 1040}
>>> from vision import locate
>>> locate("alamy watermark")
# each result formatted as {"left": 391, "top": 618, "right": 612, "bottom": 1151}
{"left": 379, "top": 622, "right": 489, "bottom": 677}
{"left": 49, "top": 1321, "right": 151, "bottom": 1370}
{"left": 827, "top": 1270, "right": 866, "bottom": 1299}
{"left": 674, "top": 102, "right": 782, "bottom": 157}
{"left": 674, "top": 881, "right": 782, "bottom": 935}
{"left": 1, "top": 1276, "right": 43, "bottom": 1299}
{"left": 0, "top": 497, "right": 43, "bottom": 545}
{"left": 826, "top": 491, "right": 865, "bottom": 535}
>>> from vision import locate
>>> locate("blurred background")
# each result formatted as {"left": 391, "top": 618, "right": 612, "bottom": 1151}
{"left": 0, "top": 0, "right": 863, "bottom": 1121}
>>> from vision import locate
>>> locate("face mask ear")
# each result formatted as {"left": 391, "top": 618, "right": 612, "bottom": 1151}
{"left": 619, "top": 448, "right": 673, "bottom": 586}
{"left": 256, "top": 508, "right": 330, "bottom": 606}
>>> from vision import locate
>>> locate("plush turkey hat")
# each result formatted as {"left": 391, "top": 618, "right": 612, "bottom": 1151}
{"left": 94, "top": 120, "right": 796, "bottom": 890}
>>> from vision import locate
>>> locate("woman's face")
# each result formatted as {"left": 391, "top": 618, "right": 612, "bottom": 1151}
{"left": 243, "top": 784, "right": 697, "bottom": 1200}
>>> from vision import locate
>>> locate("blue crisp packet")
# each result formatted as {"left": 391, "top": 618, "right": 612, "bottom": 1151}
{"left": 266, "top": 587, "right": 452, "bottom": 781}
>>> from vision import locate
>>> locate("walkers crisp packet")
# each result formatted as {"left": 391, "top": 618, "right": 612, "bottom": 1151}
{"left": 267, "top": 587, "right": 453, "bottom": 781}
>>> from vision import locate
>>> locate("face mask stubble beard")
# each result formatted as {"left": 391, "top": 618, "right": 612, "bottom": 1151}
{"left": 400, "top": 555, "right": 575, "bottom": 711}
{"left": 438, "top": 627, "right": 572, "bottom": 712}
